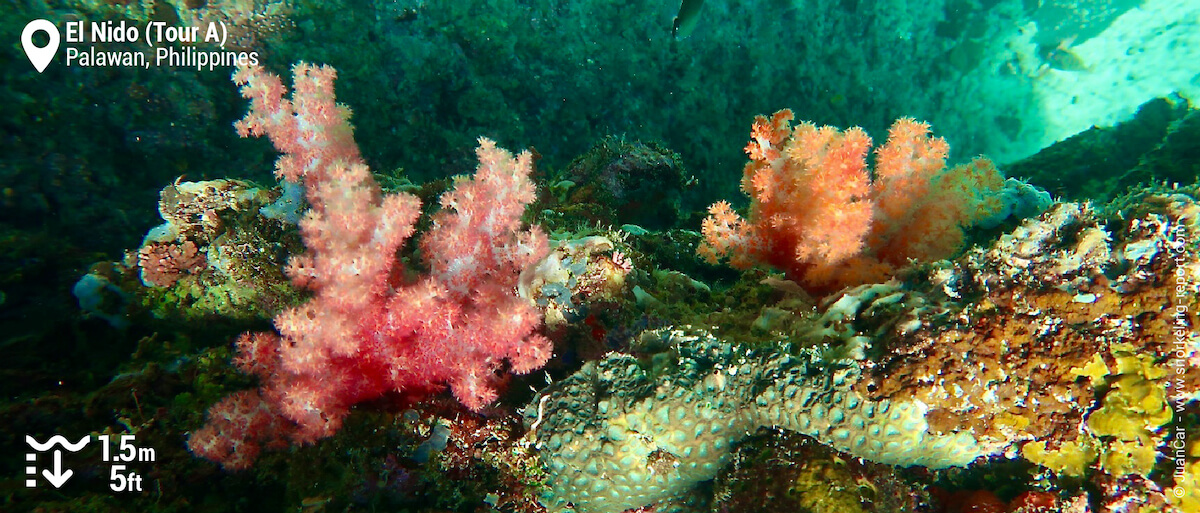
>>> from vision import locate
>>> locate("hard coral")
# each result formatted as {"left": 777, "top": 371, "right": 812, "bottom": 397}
{"left": 527, "top": 329, "right": 989, "bottom": 513}
{"left": 701, "top": 109, "right": 1003, "bottom": 295}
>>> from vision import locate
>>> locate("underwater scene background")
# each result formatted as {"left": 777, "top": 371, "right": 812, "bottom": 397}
{"left": 2, "top": 0, "right": 1199, "bottom": 512}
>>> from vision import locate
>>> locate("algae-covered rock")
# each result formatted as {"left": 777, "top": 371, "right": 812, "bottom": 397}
{"left": 1007, "top": 95, "right": 1197, "bottom": 201}
{"left": 556, "top": 137, "right": 688, "bottom": 230}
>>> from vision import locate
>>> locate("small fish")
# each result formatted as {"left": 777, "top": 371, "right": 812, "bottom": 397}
{"left": 299, "top": 496, "right": 331, "bottom": 512}
{"left": 672, "top": 0, "right": 706, "bottom": 39}
{"left": 1037, "top": 38, "right": 1089, "bottom": 72}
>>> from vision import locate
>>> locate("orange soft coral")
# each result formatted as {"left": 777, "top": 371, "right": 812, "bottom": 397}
{"left": 701, "top": 109, "right": 1003, "bottom": 295}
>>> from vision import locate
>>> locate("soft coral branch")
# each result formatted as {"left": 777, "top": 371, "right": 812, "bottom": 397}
{"left": 189, "top": 63, "right": 550, "bottom": 469}
{"left": 702, "top": 109, "right": 1003, "bottom": 294}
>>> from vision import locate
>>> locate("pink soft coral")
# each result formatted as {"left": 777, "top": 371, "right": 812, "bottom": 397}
{"left": 701, "top": 109, "right": 1003, "bottom": 294}
{"left": 188, "top": 63, "right": 550, "bottom": 469}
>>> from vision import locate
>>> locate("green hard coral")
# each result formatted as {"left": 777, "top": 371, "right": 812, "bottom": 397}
{"left": 525, "top": 328, "right": 992, "bottom": 513}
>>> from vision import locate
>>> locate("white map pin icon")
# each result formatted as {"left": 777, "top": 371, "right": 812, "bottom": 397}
{"left": 22, "top": 20, "right": 60, "bottom": 73}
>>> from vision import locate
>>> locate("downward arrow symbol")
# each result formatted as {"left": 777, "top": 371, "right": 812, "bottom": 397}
{"left": 42, "top": 450, "right": 72, "bottom": 488}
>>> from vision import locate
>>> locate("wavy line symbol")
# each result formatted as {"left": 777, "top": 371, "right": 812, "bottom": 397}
{"left": 26, "top": 435, "right": 90, "bottom": 452}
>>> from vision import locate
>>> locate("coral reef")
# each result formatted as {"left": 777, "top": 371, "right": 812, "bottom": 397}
{"left": 4, "top": 3, "right": 1197, "bottom": 511}
{"left": 821, "top": 190, "right": 1200, "bottom": 511}
{"left": 525, "top": 187, "right": 1200, "bottom": 512}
